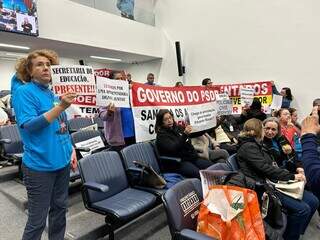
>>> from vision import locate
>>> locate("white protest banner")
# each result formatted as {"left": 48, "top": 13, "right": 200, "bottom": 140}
{"left": 51, "top": 65, "right": 98, "bottom": 118}
{"left": 74, "top": 136, "right": 105, "bottom": 157}
{"left": 270, "top": 94, "right": 283, "bottom": 110}
{"left": 188, "top": 106, "right": 217, "bottom": 133}
{"left": 96, "top": 77, "right": 130, "bottom": 108}
{"left": 131, "top": 83, "right": 217, "bottom": 142}
{"left": 240, "top": 87, "right": 255, "bottom": 107}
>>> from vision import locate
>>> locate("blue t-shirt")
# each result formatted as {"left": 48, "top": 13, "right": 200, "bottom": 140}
{"left": 10, "top": 74, "right": 24, "bottom": 96}
{"left": 13, "top": 82, "right": 72, "bottom": 171}
{"left": 120, "top": 107, "right": 135, "bottom": 138}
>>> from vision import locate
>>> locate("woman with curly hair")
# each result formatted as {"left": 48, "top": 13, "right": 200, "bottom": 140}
{"left": 13, "top": 49, "right": 77, "bottom": 240}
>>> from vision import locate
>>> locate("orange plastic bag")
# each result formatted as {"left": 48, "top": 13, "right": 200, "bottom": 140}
{"left": 197, "top": 185, "right": 265, "bottom": 240}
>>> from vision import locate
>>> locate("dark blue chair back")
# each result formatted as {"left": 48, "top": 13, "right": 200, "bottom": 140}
{"left": 78, "top": 151, "right": 128, "bottom": 203}
{"left": 162, "top": 179, "right": 202, "bottom": 236}
{"left": 121, "top": 142, "right": 160, "bottom": 174}
{"left": 0, "top": 124, "right": 23, "bottom": 154}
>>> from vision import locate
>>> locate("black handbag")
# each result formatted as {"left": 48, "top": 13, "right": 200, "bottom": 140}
{"left": 262, "top": 183, "right": 285, "bottom": 229}
{"left": 133, "top": 161, "right": 166, "bottom": 189}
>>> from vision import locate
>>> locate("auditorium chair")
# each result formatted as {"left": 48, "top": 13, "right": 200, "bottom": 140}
{"left": 70, "top": 129, "right": 110, "bottom": 182}
{"left": 71, "top": 129, "right": 110, "bottom": 157}
{"left": 0, "top": 124, "right": 23, "bottom": 176}
{"left": 78, "top": 151, "right": 157, "bottom": 240}
{"left": 121, "top": 142, "right": 180, "bottom": 196}
{"left": 92, "top": 115, "right": 104, "bottom": 132}
{"left": 151, "top": 140, "right": 182, "bottom": 169}
{"left": 68, "top": 117, "right": 94, "bottom": 133}
{"left": 162, "top": 178, "right": 215, "bottom": 240}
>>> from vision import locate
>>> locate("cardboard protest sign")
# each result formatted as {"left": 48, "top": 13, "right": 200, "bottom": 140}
{"left": 51, "top": 65, "right": 98, "bottom": 118}
{"left": 96, "top": 77, "right": 130, "bottom": 108}
{"left": 270, "top": 94, "right": 283, "bottom": 110}
{"left": 131, "top": 83, "right": 217, "bottom": 142}
{"left": 215, "top": 93, "right": 233, "bottom": 116}
{"left": 240, "top": 87, "right": 255, "bottom": 107}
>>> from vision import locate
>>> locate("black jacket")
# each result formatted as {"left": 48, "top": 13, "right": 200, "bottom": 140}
{"left": 156, "top": 125, "right": 198, "bottom": 162}
{"left": 263, "top": 136, "right": 302, "bottom": 173}
{"left": 239, "top": 110, "right": 267, "bottom": 124}
{"left": 237, "top": 136, "right": 295, "bottom": 183}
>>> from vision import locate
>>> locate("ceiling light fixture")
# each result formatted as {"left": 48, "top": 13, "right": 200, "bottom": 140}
{"left": 0, "top": 43, "right": 30, "bottom": 50}
{"left": 5, "top": 52, "right": 27, "bottom": 57}
{"left": 90, "top": 55, "right": 122, "bottom": 62}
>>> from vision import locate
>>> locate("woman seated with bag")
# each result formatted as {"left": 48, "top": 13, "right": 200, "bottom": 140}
{"left": 155, "top": 109, "right": 213, "bottom": 179}
{"left": 263, "top": 117, "right": 303, "bottom": 174}
{"left": 237, "top": 118, "right": 319, "bottom": 240}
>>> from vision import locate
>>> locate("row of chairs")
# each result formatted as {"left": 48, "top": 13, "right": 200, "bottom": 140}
{"left": 77, "top": 139, "right": 202, "bottom": 240}
{"left": 78, "top": 147, "right": 237, "bottom": 240}
{"left": 0, "top": 116, "right": 104, "bottom": 179}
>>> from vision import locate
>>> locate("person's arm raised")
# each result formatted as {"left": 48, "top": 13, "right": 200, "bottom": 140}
{"left": 44, "top": 92, "right": 77, "bottom": 123}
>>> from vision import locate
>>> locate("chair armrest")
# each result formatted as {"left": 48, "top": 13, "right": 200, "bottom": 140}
{"left": 127, "top": 167, "right": 144, "bottom": 174}
{"left": 91, "top": 146, "right": 110, "bottom": 154}
{"left": 159, "top": 156, "right": 182, "bottom": 163}
{"left": 0, "top": 138, "right": 11, "bottom": 144}
{"left": 83, "top": 182, "right": 109, "bottom": 193}
{"left": 180, "top": 229, "right": 216, "bottom": 240}
{"left": 74, "top": 147, "right": 91, "bottom": 152}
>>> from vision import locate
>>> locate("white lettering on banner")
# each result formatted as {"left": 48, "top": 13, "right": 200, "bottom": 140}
{"left": 131, "top": 84, "right": 219, "bottom": 142}
{"left": 133, "top": 106, "right": 188, "bottom": 142}
{"left": 74, "top": 136, "right": 105, "bottom": 157}
{"left": 137, "top": 88, "right": 185, "bottom": 103}
{"left": 179, "top": 191, "right": 200, "bottom": 217}
{"left": 219, "top": 83, "right": 269, "bottom": 96}
{"left": 133, "top": 105, "right": 217, "bottom": 142}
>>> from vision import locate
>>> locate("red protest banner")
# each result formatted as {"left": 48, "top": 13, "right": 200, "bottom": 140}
{"left": 131, "top": 83, "right": 216, "bottom": 107}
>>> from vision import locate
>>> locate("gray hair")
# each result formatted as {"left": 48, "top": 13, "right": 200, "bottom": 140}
{"left": 263, "top": 117, "right": 281, "bottom": 138}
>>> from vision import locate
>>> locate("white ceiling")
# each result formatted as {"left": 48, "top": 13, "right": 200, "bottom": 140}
{"left": 0, "top": 31, "right": 161, "bottom": 63}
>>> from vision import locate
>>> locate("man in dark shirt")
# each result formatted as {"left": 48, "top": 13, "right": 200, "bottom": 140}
{"left": 21, "top": 17, "right": 32, "bottom": 34}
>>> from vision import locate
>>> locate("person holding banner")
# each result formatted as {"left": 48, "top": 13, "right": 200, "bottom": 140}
{"left": 99, "top": 72, "right": 135, "bottom": 151}
{"left": 272, "top": 82, "right": 293, "bottom": 109}
{"left": 145, "top": 73, "right": 157, "bottom": 86}
{"left": 239, "top": 97, "right": 267, "bottom": 124}
{"left": 155, "top": 109, "right": 213, "bottom": 179}
{"left": 12, "top": 49, "right": 77, "bottom": 240}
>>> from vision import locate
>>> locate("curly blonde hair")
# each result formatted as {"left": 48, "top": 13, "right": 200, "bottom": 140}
{"left": 15, "top": 49, "right": 59, "bottom": 82}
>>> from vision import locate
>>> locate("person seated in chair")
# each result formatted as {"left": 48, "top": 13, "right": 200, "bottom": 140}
{"left": 237, "top": 118, "right": 318, "bottom": 240}
{"left": 155, "top": 109, "right": 213, "bottom": 179}
{"left": 263, "top": 117, "right": 303, "bottom": 174}
{"left": 191, "top": 132, "right": 229, "bottom": 163}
